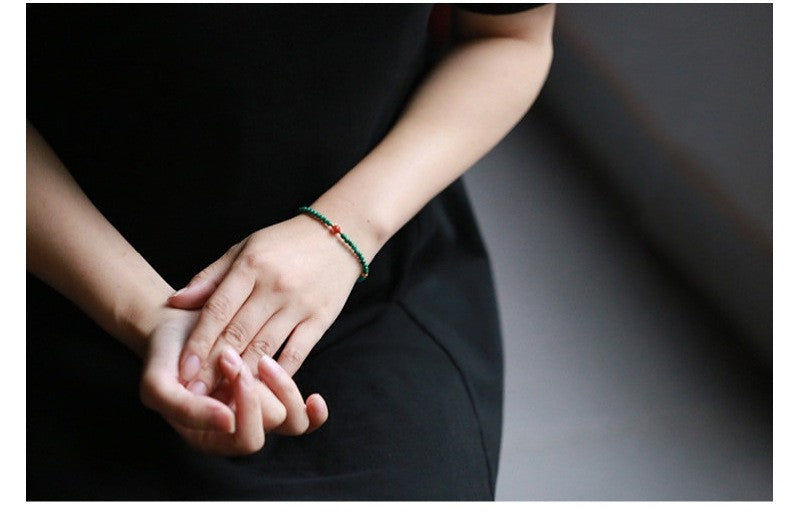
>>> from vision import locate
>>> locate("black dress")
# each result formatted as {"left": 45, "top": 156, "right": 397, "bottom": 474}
{"left": 27, "top": 4, "right": 537, "bottom": 500}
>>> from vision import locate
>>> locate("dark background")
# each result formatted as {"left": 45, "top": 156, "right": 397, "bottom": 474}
{"left": 460, "top": 3, "right": 772, "bottom": 500}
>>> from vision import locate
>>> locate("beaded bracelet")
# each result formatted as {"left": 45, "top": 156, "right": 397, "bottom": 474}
{"left": 297, "top": 206, "right": 369, "bottom": 282}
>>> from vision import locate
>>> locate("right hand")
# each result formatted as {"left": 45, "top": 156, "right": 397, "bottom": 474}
{"left": 139, "top": 308, "right": 328, "bottom": 456}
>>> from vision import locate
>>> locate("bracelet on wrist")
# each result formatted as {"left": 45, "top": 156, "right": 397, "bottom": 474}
{"left": 297, "top": 206, "right": 369, "bottom": 282}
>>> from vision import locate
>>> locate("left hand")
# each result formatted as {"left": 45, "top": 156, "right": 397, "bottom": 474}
{"left": 169, "top": 214, "right": 362, "bottom": 395}
{"left": 166, "top": 348, "right": 328, "bottom": 455}
{"left": 140, "top": 307, "right": 329, "bottom": 456}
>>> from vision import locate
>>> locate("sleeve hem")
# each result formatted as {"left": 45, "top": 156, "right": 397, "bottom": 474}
{"left": 451, "top": 3, "right": 545, "bottom": 16}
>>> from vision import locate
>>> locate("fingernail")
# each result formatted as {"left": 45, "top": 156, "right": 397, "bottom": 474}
{"left": 187, "top": 380, "right": 208, "bottom": 396}
{"left": 181, "top": 354, "right": 201, "bottom": 382}
{"left": 221, "top": 348, "right": 242, "bottom": 368}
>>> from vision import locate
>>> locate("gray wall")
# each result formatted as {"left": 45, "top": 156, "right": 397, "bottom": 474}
{"left": 461, "top": 3, "right": 772, "bottom": 500}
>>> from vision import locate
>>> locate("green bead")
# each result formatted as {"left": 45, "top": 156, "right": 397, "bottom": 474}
{"left": 297, "top": 206, "right": 369, "bottom": 282}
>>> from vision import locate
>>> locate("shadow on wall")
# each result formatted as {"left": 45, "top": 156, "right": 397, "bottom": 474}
{"left": 536, "top": 3, "right": 772, "bottom": 365}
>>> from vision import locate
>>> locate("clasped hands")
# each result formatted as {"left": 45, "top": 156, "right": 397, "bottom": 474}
{"left": 140, "top": 215, "right": 362, "bottom": 455}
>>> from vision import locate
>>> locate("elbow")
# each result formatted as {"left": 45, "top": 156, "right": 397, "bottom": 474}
{"left": 519, "top": 7, "right": 556, "bottom": 83}
{"left": 509, "top": 35, "right": 555, "bottom": 108}
{"left": 538, "top": 36, "right": 554, "bottom": 85}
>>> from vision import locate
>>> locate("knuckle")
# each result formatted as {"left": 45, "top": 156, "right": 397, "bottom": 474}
{"left": 270, "top": 402, "right": 287, "bottom": 427}
{"left": 296, "top": 418, "right": 309, "bottom": 435}
{"left": 286, "top": 415, "right": 309, "bottom": 436}
{"left": 249, "top": 338, "right": 276, "bottom": 358}
{"left": 204, "top": 293, "right": 232, "bottom": 321}
{"left": 270, "top": 272, "right": 297, "bottom": 294}
{"left": 192, "top": 267, "right": 214, "bottom": 284}
{"left": 311, "top": 310, "right": 334, "bottom": 329}
{"left": 240, "top": 252, "right": 267, "bottom": 271}
{"left": 185, "top": 331, "right": 211, "bottom": 353}
{"left": 279, "top": 349, "right": 305, "bottom": 370}
{"left": 221, "top": 321, "right": 247, "bottom": 347}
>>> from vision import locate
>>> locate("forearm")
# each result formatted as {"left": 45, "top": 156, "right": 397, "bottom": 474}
{"left": 310, "top": 15, "right": 554, "bottom": 260}
{"left": 26, "top": 122, "right": 172, "bottom": 355}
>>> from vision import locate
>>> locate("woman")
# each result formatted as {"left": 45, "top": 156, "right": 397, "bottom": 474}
{"left": 27, "top": 3, "right": 555, "bottom": 500}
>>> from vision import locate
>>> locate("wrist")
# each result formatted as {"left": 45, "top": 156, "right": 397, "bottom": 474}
{"left": 116, "top": 281, "right": 174, "bottom": 358}
{"left": 308, "top": 194, "right": 392, "bottom": 265}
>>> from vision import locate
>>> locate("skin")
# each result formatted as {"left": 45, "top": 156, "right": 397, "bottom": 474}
{"left": 169, "top": 5, "right": 557, "bottom": 393}
{"left": 26, "top": 5, "right": 556, "bottom": 456}
{"left": 26, "top": 122, "right": 328, "bottom": 455}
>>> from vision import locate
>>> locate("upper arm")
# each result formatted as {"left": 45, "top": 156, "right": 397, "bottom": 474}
{"left": 451, "top": 3, "right": 556, "bottom": 45}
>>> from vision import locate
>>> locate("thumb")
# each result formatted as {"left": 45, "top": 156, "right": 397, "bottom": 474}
{"left": 168, "top": 242, "right": 243, "bottom": 309}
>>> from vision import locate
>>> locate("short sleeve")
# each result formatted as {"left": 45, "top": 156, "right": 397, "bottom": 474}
{"left": 452, "top": 3, "right": 545, "bottom": 15}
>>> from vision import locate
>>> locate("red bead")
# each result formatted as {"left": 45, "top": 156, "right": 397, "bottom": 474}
{"left": 330, "top": 224, "right": 341, "bottom": 235}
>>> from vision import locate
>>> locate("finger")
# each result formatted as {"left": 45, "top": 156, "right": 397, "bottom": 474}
{"left": 209, "top": 378, "right": 233, "bottom": 406}
{"left": 220, "top": 349, "right": 265, "bottom": 453}
{"left": 213, "top": 286, "right": 278, "bottom": 367}
{"left": 277, "top": 317, "right": 326, "bottom": 376}
{"left": 168, "top": 242, "right": 244, "bottom": 309}
{"left": 240, "top": 308, "right": 299, "bottom": 375}
{"left": 304, "top": 393, "right": 329, "bottom": 434}
{"left": 141, "top": 340, "right": 234, "bottom": 433}
{"left": 141, "top": 371, "right": 235, "bottom": 432}
{"left": 257, "top": 378, "right": 288, "bottom": 431}
{"left": 179, "top": 268, "right": 255, "bottom": 390}
{"left": 257, "top": 354, "right": 310, "bottom": 435}
{"left": 172, "top": 349, "right": 267, "bottom": 457}
{"left": 222, "top": 344, "right": 287, "bottom": 431}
